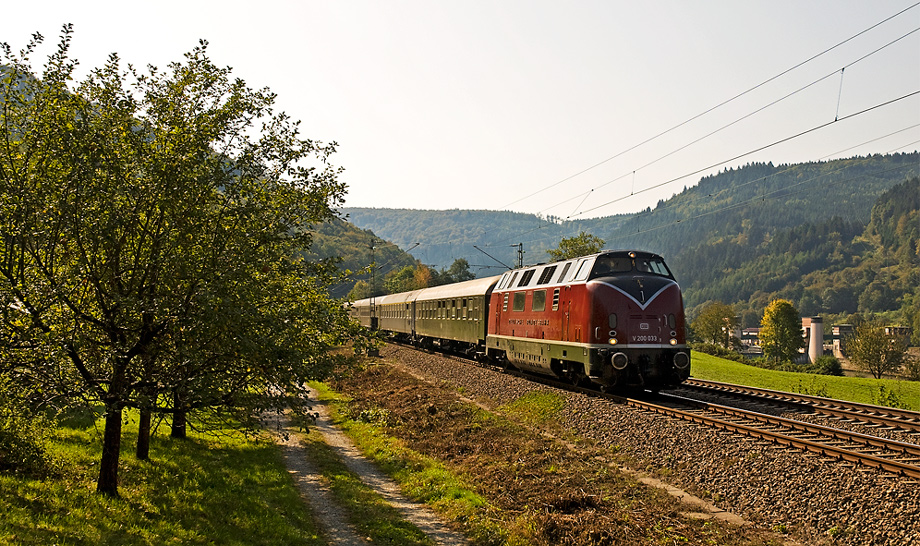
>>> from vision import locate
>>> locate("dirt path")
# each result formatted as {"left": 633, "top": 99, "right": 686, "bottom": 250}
{"left": 270, "top": 414, "right": 367, "bottom": 546}
{"left": 271, "top": 402, "right": 469, "bottom": 546}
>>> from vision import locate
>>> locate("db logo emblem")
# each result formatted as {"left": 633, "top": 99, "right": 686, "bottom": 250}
{"left": 640, "top": 323, "right": 649, "bottom": 330}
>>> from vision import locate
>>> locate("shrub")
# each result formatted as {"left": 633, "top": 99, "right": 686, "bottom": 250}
{"left": 0, "top": 374, "right": 57, "bottom": 477}
{"left": 904, "top": 355, "right": 920, "bottom": 381}
{"left": 805, "top": 355, "right": 844, "bottom": 376}
{"left": 689, "top": 343, "right": 746, "bottom": 363}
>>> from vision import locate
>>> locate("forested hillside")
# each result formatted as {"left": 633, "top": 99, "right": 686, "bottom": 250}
{"left": 305, "top": 217, "right": 418, "bottom": 298}
{"left": 335, "top": 153, "right": 918, "bottom": 331}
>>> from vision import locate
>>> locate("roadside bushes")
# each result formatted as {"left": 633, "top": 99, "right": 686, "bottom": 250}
{"left": 690, "top": 343, "right": 747, "bottom": 363}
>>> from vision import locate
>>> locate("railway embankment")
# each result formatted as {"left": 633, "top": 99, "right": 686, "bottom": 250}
{"left": 333, "top": 344, "right": 919, "bottom": 546}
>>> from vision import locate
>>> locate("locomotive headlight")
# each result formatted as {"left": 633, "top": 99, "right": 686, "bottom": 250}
{"left": 608, "top": 338, "right": 618, "bottom": 346}
{"left": 669, "top": 338, "right": 678, "bottom": 346}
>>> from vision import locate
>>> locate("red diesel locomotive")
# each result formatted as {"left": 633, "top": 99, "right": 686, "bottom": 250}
{"left": 351, "top": 250, "right": 690, "bottom": 391}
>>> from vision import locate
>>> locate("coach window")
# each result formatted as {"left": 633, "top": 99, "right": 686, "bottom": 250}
{"left": 512, "top": 292, "right": 526, "bottom": 312}
{"left": 532, "top": 290, "right": 546, "bottom": 312}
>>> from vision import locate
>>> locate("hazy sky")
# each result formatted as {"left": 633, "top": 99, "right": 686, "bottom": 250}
{"left": 4, "top": 1, "right": 919, "bottom": 218}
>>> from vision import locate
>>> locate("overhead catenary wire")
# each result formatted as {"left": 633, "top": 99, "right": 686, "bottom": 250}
{"left": 610, "top": 159, "right": 919, "bottom": 242}
{"left": 646, "top": 123, "right": 920, "bottom": 218}
{"left": 499, "top": 1, "right": 920, "bottom": 212}
{"left": 571, "top": 90, "right": 920, "bottom": 218}
{"left": 360, "top": 5, "right": 920, "bottom": 268}
{"left": 558, "top": 26, "right": 920, "bottom": 219}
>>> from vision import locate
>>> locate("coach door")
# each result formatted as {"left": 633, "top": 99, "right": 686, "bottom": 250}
{"left": 408, "top": 302, "right": 416, "bottom": 335}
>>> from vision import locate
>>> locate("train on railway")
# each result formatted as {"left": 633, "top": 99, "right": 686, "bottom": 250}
{"left": 350, "top": 250, "right": 690, "bottom": 391}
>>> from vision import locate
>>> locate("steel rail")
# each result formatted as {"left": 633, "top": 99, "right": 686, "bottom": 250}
{"left": 681, "top": 378, "right": 920, "bottom": 432}
{"left": 627, "top": 394, "right": 920, "bottom": 480}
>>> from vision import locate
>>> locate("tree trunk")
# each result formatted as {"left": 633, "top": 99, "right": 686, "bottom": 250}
{"left": 136, "top": 409, "right": 151, "bottom": 460}
{"left": 171, "top": 392, "right": 187, "bottom": 439}
{"left": 97, "top": 405, "right": 123, "bottom": 496}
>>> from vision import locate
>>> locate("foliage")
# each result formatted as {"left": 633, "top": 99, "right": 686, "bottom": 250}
{"left": 546, "top": 231, "right": 605, "bottom": 261}
{"left": 689, "top": 343, "right": 746, "bottom": 363}
{"left": 347, "top": 258, "right": 478, "bottom": 299}
{"left": 807, "top": 355, "right": 844, "bottom": 377}
{"left": 759, "top": 300, "right": 805, "bottom": 364}
{"left": 690, "top": 301, "right": 739, "bottom": 348}
{"left": 845, "top": 321, "right": 910, "bottom": 379}
{"left": 0, "top": 372, "right": 57, "bottom": 476}
{"left": 0, "top": 28, "right": 358, "bottom": 495}
{"left": 904, "top": 354, "right": 920, "bottom": 381}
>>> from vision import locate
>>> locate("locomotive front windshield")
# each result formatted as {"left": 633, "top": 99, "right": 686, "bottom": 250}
{"left": 590, "top": 254, "right": 673, "bottom": 279}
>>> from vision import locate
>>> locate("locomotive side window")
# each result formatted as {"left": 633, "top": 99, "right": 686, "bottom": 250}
{"left": 649, "top": 258, "right": 674, "bottom": 277}
{"left": 518, "top": 269, "right": 536, "bottom": 287}
{"left": 512, "top": 292, "right": 526, "bottom": 312}
{"left": 536, "top": 266, "right": 556, "bottom": 285}
{"left": 573, "top": 259, "right": 592, "bottom": 281}
{"left": 532, "top": 290, "right": 546, "bottom": 312}
{"left": 558, "top": 262, "right": 572, "bottom": 283}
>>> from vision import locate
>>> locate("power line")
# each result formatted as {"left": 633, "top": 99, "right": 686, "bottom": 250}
{"left": 499, "top": 1, "right": 920, "bottom": 211}
{"left": 609, "top": 160, "right": 918, "bottom": 242}
{"left": 572, "top": 90, "right": 920, "bottom": 218}
{"left": 557, "top": 26, "right": 920, "bottom": 219}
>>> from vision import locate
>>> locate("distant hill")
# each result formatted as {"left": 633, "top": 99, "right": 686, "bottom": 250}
{"left": 304, "top": 217, "right": 418, "bottom": 298}
{"left": 336, "top": 153, "right": 919, "bottom": 330}
{"left": 343, "top": 153, "right": 917, "bottom": 273}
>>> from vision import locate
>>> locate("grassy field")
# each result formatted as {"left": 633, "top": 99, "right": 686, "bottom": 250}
{"left": 0, "top": 409, "right": 325, "bottom": 545}
{"left": 689, "top": 352, "right": 920, "bottom": 411}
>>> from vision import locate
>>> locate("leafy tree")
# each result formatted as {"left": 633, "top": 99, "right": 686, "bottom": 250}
{"left": 442, "top": 258, "right": 475, "bottom": 284}
{"left": 384, "top": 265, "right": 417, "bottom": 294}
{"left": 547, "top": 231, "right": 605, "bottom": 261}
{"left": 0, "top": 28, "right": 356, "bottom": 495}
{"left": 845, "top": 321, "right": 910, "bottom": 379}
{"left": 759, "top": 299, "right": 805, "bottom": 364}
{"left": 691, "top": 302, "right": 739, "bottom": 348}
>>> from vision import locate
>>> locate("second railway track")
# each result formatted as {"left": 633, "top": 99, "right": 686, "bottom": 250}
{"left": 675, "top": 378, "right": 920, "bottom": 433}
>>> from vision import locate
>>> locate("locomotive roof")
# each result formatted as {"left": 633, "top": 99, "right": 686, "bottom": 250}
{"left": 493, "top": 249, "right": 672, "bottom": 292}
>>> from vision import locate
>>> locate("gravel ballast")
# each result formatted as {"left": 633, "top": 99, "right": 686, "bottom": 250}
{"left": 382, "top": 345, "right": 920, "bottom": 546}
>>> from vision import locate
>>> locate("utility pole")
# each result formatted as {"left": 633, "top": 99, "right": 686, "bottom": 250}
{"left": 369, "top": 238, "right": 378, "bottom": 331}
{"left": 512, "top": 243, "right": 524, "bottom": 269}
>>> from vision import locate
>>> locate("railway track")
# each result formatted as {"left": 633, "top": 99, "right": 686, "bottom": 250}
{"left": 399, "top": 344, "right": 920, "bottom": 481}
{"left": 675, "top": 378, "right": 920, "bottom": 433}
{"left": 637, "top": 391, "right": 920, "bottom": 480}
